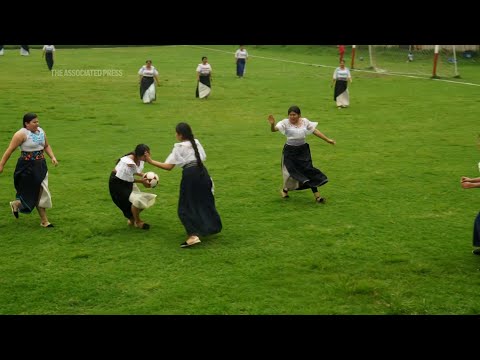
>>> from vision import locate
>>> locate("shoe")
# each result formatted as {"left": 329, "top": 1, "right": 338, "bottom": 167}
{"left": 180, "top": 236, "right": 201, "bottom": 248}
{"left": 281, "top": 189, "right": 289, "bottom": 198}
{"left": 473, "top": 248, "right": 480, "bottom": 255}
{"left": 315, "top": 197, "right": 326, "bottom": 204}
{"left": 135, "top": 222, "right": 150, "bottom": 230}
{"left": 40, "top": 222, "right": 54, "bottom": 228}
{"left": 9, "top": 201, "right": 19, "bottom": 219}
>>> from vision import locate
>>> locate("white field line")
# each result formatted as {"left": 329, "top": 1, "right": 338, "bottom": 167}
{"left": 184, "top": 45, "right": 480, "bottom": 87}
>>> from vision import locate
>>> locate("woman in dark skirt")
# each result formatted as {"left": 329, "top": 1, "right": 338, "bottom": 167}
{"left": 147, "top": 122, "right": 222, "bottom": 247}
{"left": 109, "top": 144, "right": 156, "bottom": 230}
{"left": 331, "top": 60, "right": 352, "bottom": 109}
{"left": 0, "top": 112, "right": 58, "bottom": 227}
{"left": 267, "top": 105, "right": 336, "bottom": 203}
{"left": 138, "top": 60, "right": 160, "bottom": 104}
{"left": 42, "top": 45, "right": 56, "bottom": 70}
{"left": 196, "top": 56, "right": 212, "bottom": 99}
{"left": 460, "top": 173, "right": 480, "bottom": 255}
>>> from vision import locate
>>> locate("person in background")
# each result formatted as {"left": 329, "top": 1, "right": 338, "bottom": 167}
{"left": 146, "top": 122, "right": 222, "bottom": 248}
{"left": 42, "top": 45, "right": 56, "bottom": 70}
{"left": 0, "top": 113, "right": 58, "bottom": 227}
{"left": 20, "top": 45, "right": 30, "bottom": 56}
{"left": 138, "top": 60, "right": 160, "bottom": 104}
{"left": 338, "top": 45, "right": 345, "bottom": 62}
{"left": 0, "top": 45, "right": 4, "bottom": 56}
{"left": 267, "top": 105, "right": 336, "bottom": 203}
{"left": 196, "top": 56, "right": 212, "bottom": 99}
{"left": 109, "top": 144, "right": 155, "bottom": 230}
{"left": 331, "top": 60, "right": 353, "bottom": 109}
{"left": 235, "top": 45, "right": 248, "bottom": 78}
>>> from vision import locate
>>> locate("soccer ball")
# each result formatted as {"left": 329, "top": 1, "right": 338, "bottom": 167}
{"left": 143, "top": 171, "right": 159, "bottom": 188}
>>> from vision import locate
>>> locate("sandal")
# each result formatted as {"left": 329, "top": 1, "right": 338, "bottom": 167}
{"left": 9, "top": 201, "right": 19, "bottom": 219}
{"left": 315, "top": 197, "right": 326, "bottom": 204}
{"left": 180, "top": 236, "right": 201, "bottom": 248}
{"left": 134, "top": 222, "right": 150, "bottom": 230}
{"left": 281, "top": 189, "right": 289, "bottom": 198}
{"left": 40, "top": 222, "right": 54, "bottom": 228}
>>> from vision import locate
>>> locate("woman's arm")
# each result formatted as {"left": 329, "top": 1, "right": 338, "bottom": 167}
{"left": 267, "top": 115, "right": 278, "bottom": 132}
{"left": 146, "top": 154, "right": 175, "bottom": 171}
{"left": 0, "top": 131, "right": 25, "bottom": 173}
{"left": 154, "top": 74, "right": 160, "bottom": 86}
{"left": 313, "top": 129, "right": 336, "bottom": 145}
{"left": 43, "top": 134, "right": 58, "bottom": 166}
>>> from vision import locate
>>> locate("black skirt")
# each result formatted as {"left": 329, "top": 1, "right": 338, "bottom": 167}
{"left": 334, "top": 79, "right": 347, "bottom": 101}
{"left": 474, "top": 212, "right": 480, "bottom": 247}
{"left": 282, "top": 143, "right": 328, "bottom": 189}
{"left": 109, "top": 172, "right": 134, "bottom": 219}
{"left": 14, "top": 158, "right": 48, "bottom": 213}
{"left": 178, "top": 165, "right": 222, "bottom": 236}
{"left": 140, "top": 76, "right": 155, "bottom": 100}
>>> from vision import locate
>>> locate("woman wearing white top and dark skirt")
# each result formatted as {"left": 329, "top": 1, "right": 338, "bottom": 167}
{"left": 42, "top": 45, "right": 55, "bottom": 70}
{"left": 235, "top": 45, "right": 248, "bottom": 78}
{"left": 196, "top": 56, "right": 212, "bottom": 99}
{"left": 0, "top": 113, "right": 58, "bottom": 227}
{"left": 109, "top": 144, "right": 156, "bottom": 230}
{"left": 138, "top": 60, "right": 160, "bottom": 104}
{"left": 267, "top": 105, "right": 336, "bottom": 203}
{"left": 146, "top": 122, "right": 222, "bottom": 247}
{"left": 332, "top": 60, "right": 352, "bottom": 109}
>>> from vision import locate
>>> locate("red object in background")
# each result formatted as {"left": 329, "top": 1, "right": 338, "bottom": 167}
{"left": 338, "top": 45, "right": 345, "bottom": 62}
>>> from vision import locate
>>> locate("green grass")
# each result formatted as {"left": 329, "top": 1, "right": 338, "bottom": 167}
{"left": 0, "top": 45, "right": 480, "bottom": 314}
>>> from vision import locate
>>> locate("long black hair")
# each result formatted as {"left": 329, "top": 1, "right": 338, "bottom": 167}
{"left": 287, "top": 105, "right": 301, "bottom": 115}
{"left": 116, "top": 143, "right": 150, "bottom": 164}
{"left": 176, "top": 122, "right": 203, "bottom": 169}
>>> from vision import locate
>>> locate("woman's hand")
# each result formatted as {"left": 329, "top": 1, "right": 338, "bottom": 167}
{"left": 51, "top": 157, "right": 59, "bottom": 166}
{"left": 267, "top": 114, "right": 275, "bottom": 125}
{"left": 327, "top": 138, "right": 336, "bottom": 145}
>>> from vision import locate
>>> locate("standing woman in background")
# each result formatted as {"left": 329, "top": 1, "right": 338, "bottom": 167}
{"left": 138, "top": 60, "right": 160, "bottom": 104}
{"left": 20, "top": 45, "right": 30, "bottom": 56}
{"left": 0, "top": 113, "right": 58, "bottom": 227}
{"left": 235, "top": 45, "right": 248, "bottom": 78}
{"left": 42, "top": 45, "right": 56, "bottom": 70}
{"left": 146, "top": 122, "right": 222, "bottom": 247}
{"left": 331, "top": 60, "right": 352, "bottom": 109}
{"left": 196, "top": 56, "right": 212, "bottom": 99}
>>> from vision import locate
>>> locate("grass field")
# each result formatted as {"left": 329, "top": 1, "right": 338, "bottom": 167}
{"left": 0, "top": 45, "right": 479, "bottom": 314}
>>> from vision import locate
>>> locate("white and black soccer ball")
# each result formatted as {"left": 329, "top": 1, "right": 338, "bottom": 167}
{"left": 143, "top": 171, "right": 159, "bottom": 188}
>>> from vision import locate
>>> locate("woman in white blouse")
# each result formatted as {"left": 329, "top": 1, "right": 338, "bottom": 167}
{"left": 109, "top": 144, "right": 155, "bottom": 230}
{"left": 146, "top": 122, "right": 222, "bottom": 247}
{"left": 331, "top": 60, "right": 353, "bottom": 109}
{"left": 42, "top": 45, "right": 55, "bottom": 70}
{"left": 267, "top": 105, "right": 336, "bottom": 203}
{"left": 138, "top": 60, "right": 160, "bottom": 104}
{"left": 196, "top": 56, "right": 212, "bottom": 99}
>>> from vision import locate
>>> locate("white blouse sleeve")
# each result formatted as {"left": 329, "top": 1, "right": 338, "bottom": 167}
{"left": 303, "top": 118, "right": 318, "bottom": 135}
{"left": 165, "top": 145, "right": 181, "bottom": 165}
{"left": 275, "top": 119, "right": 287, "bottom": 135}
{"left": 138, "top": 66, "right": 144, "bottom": 75}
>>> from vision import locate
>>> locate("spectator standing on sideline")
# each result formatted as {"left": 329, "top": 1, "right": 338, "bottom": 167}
{"left": 461, "top": 150, "right": 480, "bottom": 255}
{"left": 42, "top": 45, "right": 56, "bottom": 70}
{"left": 0, "top": 45, "right": 4, "bottom": 56}
{"left": 235, "top": 45, "right": 248, "bottom": 78}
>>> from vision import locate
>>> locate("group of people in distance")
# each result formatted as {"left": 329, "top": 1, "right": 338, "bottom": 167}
{"left": 138, "top": 46, "right": 249, "bottom": 104}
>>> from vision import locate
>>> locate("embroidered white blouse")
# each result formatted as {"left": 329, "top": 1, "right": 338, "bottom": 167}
{"left": 275, "top": 118, "right": 318, "bottom": 146}
{"left": 115, "top": 156, "right": 145, "bottom": 182}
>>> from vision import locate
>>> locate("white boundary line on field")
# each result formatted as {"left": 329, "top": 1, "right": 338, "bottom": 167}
{"left": 184, "top": 45, "right": 480, "bottom": 87}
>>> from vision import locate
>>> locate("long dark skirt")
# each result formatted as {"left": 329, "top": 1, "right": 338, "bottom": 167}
{"left": 178, "top": 165, "right": 222, "bottom": 236}
{"left": 236, "top": 59, "right": 246, "bottom": 77}
{"left": 45, "top": 52, "right": 54, "bottom": 70}
{"left": 109, "top": 172, "right": 134, "bottom": 219}
{"left": 282, "top": 143, "right": 328, "bottom": 190}
{"left": 14, "top": 158, "right": 48, "bottom": 214}
{"left": 474, "top": 212, "right": 480, "bottom": 247}
{"left": 140, "top": 76, "right": 155, "bottom": 100}
{"left": 196, "top": 75, "right": 211, "bottom": 98}
{"left": 334, "top": 79, "right": 347, "bottom": 101}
